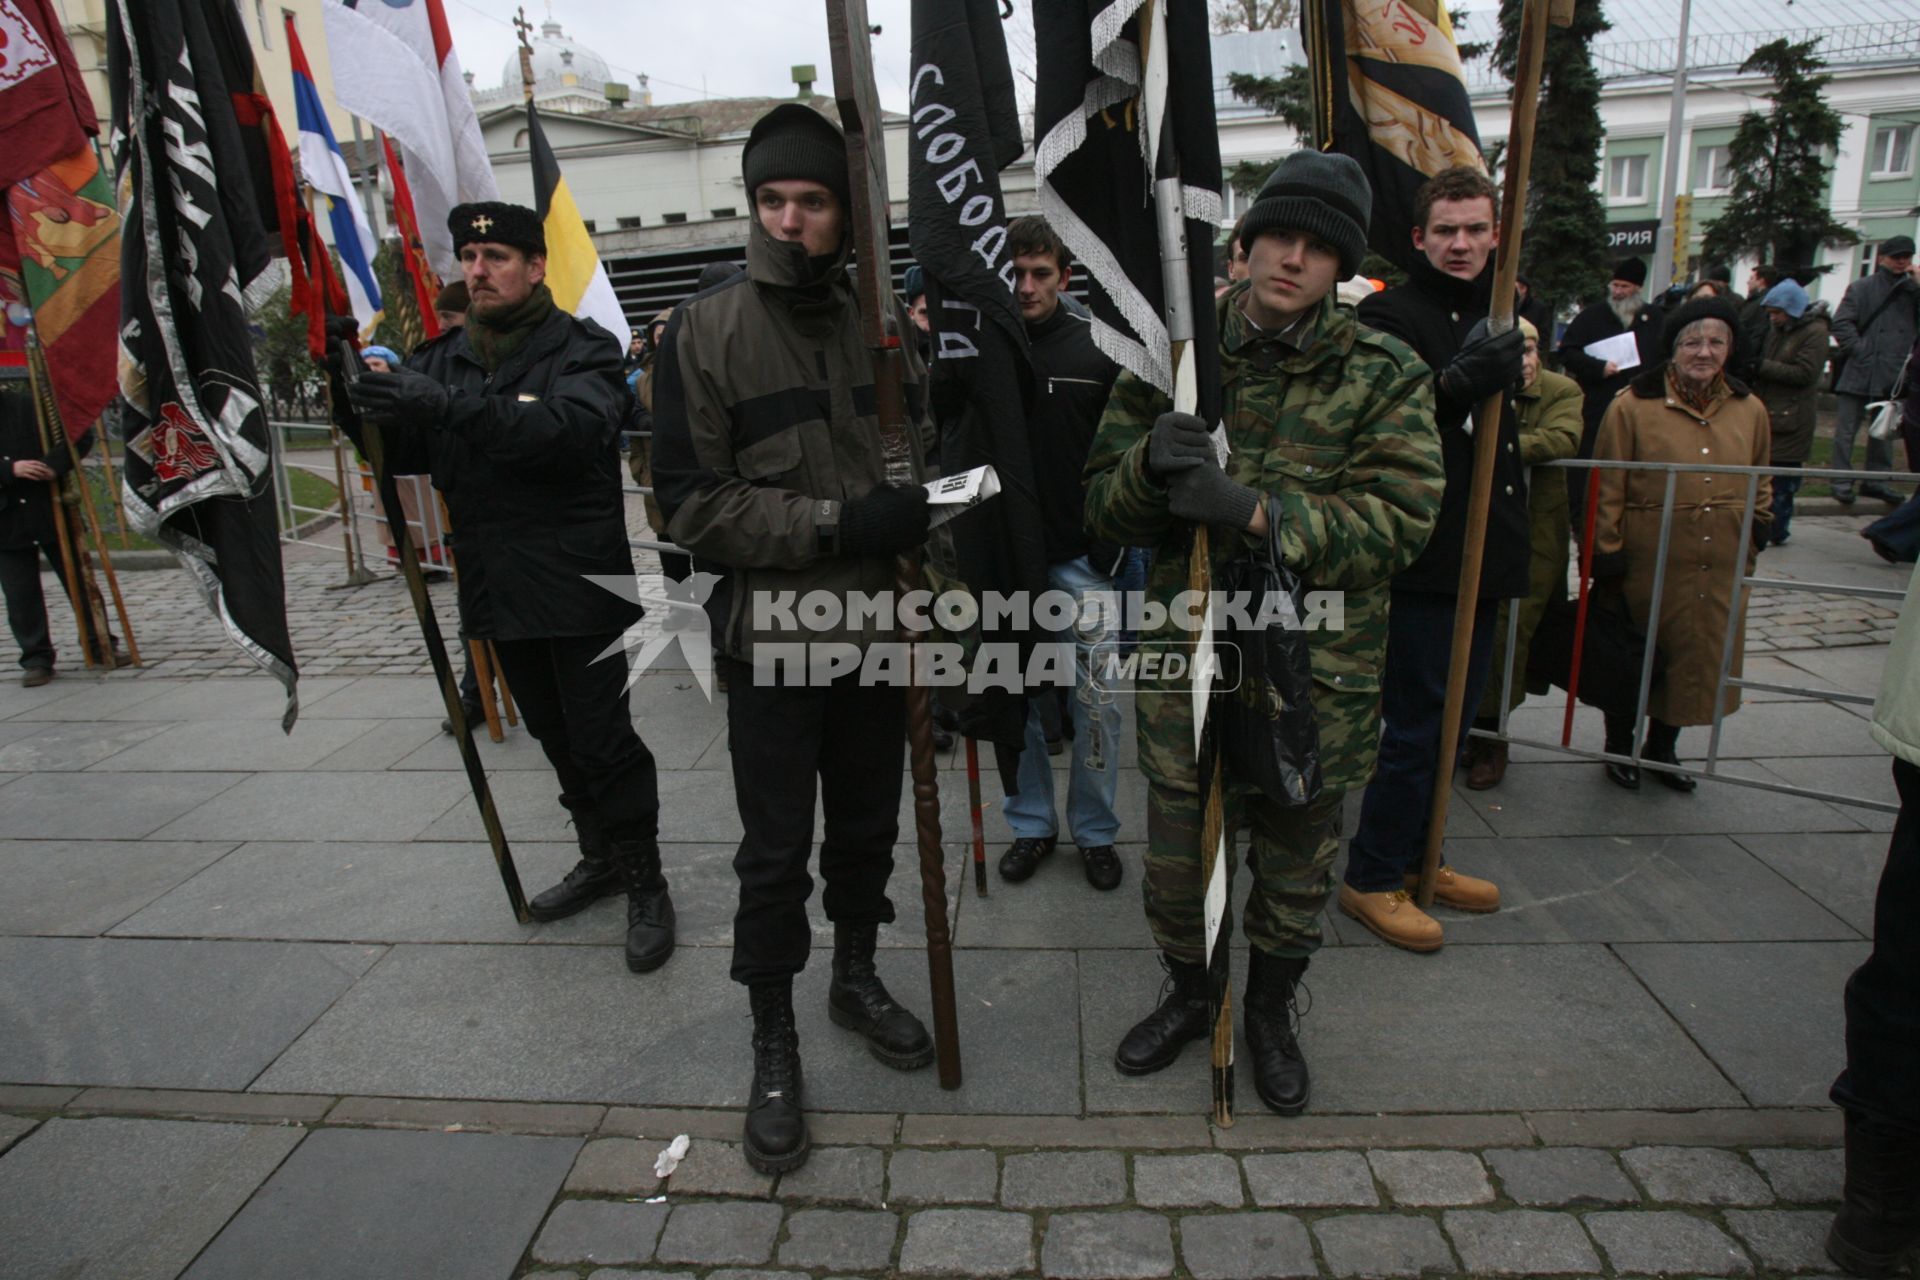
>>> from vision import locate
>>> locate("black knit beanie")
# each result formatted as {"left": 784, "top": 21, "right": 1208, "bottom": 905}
{"left": 1238, "top": 151, "right": 1371, "bottom": 279}
{"left": 1661, "top": 295, "right": 1740, "bottom": 356}
{"left": 743, "top": 103, "right": 851, "bottom": 210}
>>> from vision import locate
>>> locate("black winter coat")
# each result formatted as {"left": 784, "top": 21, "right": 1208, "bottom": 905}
{"left": 0, "top": 391, "right": 91, "bottom": 550}
{"left": 1557, "top": 298, "right": 1664, "bottom": 451}
{"left": 1357, "top": 258, "right": 1529, "bottom": 598}
{"left": 335, "top": 306, "right": 641, "bottom": 641}
{"left": 1025, "top": 302, "right": 1119, "bottom": 569}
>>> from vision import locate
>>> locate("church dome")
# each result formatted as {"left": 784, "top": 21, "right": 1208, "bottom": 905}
{"left": 502, "top": 19, "right": 611, "bottom": 95}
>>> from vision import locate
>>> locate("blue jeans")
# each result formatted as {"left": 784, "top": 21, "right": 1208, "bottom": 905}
{"left": 1002, "top": 556, "right": 1123, "bottom": 846}
{"left": 1343, "top": 590, "right": 1498, "bottom": 892}
{"left": 1769, "top": 466, "right": 1802, "bottom": 546}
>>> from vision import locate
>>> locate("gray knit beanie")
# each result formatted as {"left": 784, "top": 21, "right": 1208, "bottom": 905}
{"left": 742, "top": 103, "right": 850, "bottom": 210}
{"left": 1238, "top": 152, "right": 1371, "bottom": 279}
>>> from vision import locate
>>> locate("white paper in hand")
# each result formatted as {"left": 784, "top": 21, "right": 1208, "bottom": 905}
{"left": 923, "top": 465, "right": 1002, "bottom": 529}
{"left": 1582, "top": 330, "right": 1641, "bottom": 371}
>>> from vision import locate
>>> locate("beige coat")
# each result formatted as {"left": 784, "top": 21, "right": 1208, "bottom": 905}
{"left": 1592, "top": 369, "right": 1773, "bottom": 725}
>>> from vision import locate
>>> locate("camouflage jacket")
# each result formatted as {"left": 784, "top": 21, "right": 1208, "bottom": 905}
{"left": 1083, "top": 287, "right": 1443, "bottom": 794}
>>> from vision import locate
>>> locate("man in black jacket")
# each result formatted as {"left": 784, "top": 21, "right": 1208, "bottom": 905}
{"left": 1557, "top": 259, "right": 1663, "bottom": 460}
{"left": 992, "top": 216, "right": 1125, "bottom": 893}
{"left": 0, "top": 386, "right": 118, "bottom": 686}
{"left": 1339, "top": 166, "right": 1522, "bottom": 953}
{"left": 335, "top": 201, "right": 673, "bottom": 976}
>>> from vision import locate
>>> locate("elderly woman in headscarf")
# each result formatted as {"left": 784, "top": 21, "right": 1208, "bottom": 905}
{"left": 1590, "top": 296, "right": 1772, "bottom": 791}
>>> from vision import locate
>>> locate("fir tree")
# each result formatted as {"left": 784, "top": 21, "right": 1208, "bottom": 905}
{"left": 1223, "top": 68, "right": 1309, "bottom": 200}
{"left": 1699, "top": 38, "right": 1856, "bottom": 271}
{"left": 1494, "top": 0, "right": 1611, "bottom": 315}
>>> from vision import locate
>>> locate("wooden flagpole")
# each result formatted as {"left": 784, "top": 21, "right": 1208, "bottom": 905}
{"left": 1416, "top": 0, "right": 1565, "bottom": 906}
{"left": 23, "top": 350, "right": 96, "bottom": 668}
{"left": 825, "top": 0, "right": 962, "bottom": 1090}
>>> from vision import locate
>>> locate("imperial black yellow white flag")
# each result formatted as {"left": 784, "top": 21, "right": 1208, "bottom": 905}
{"left": 526, "top": 103, "right": 631, "bottom": 349}
{"left": 1305, "top": 0, "right": 1485, "bottom": 273}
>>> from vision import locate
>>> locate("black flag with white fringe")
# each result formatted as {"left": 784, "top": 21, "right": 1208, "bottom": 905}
{"left": 108, "top": 0, "right": 297, "bottom": 727}
{"left": 1033, "top": 0, "right": 1224, "bottom": 428}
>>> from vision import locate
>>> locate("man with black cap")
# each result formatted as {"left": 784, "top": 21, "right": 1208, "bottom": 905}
{"left": 1331, "top": 165, "right": 1525, "bottom": 954}
{"left": 651, "top": 102, "right": 937, "bottom": 1174}
{"left": 332, "top": 201, "right": 675, "bottom": 975}
{"left": 1830, "top": 236, "right": 1918, "bottom": 504}
{"left": 1558, "top": 257, "right": 1664, "bottom": 476}
{"left": 1085, "top": 151, "right": 1442, "bottom": 1114}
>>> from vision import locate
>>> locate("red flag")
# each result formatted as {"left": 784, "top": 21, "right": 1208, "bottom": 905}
{"left": 383, "top": 133, "right": 442, "bottom": 340}
{"left": 0, "top": 0, "right": 97, "bottom": 187}
{"left": 298, "top": 207, "right": 351, "bottom": 361}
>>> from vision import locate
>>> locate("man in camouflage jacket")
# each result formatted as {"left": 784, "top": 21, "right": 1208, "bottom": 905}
{"left": 1083, "top": 154, "right": 1442, "bottom": 1116}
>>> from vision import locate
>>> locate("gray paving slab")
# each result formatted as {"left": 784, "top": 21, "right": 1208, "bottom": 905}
{"left": 0, "top": 936, "right": 380, "bottom": 1090}
{"left": 1041, "top": 1210, "right": 1174, "bottom": 1279}
{"left": 125, "top": 675, "right": 356, "bottom": 722}
{"left": 1177, "top": 1212, "right": 1319, "bottom": 1279}
{"left": 1242, "top": 1150, "right": 1380, "bottom": 1207}
{"left": 1311, "top": 1213, "right": 1456, "bottom": 1277}
{"left": 1621, "top": 1146, "right": 1775, "bottom": 1205}
{"left": 1615, "top": 942, "right": 1868, "bottom": 1107}
{"left": 91, "top": 718, "right": 386, "bottom": 772}
{"left": 887, "top": 1147, "right": 999, "bottom": 1204}
{"left": 1722, "top": 1208, "right": 1835, "bottom": 1272}
{"left": 1483, "top": 1147, "right": 1640, "bottom": 1206}
{"left": 1585, "top": 1208, "right": 1753, "bottom": 1276}
{"left": 0, "top": 675, "right": 85, "bottom": 720}
{"left": 309, "top": 718, "right": 442, "bottom": 770}
{"left": 0, "top": 1114, "right": 33, "bottom": 1154}
{"left": 652, "top": 1201, "right": 784, "bottom": 1266}
{"left": 0, "top": 1116, "right": 303, "bottom": 1280}
{"left": 0, "top": 770, "right": 247, "bottom": 839}
{"left": 1772, "top": 643, "right": 1895, "bottom": 698}
{"left": 1751, "top": 755, "right": 1901, "bottom": 832}
{"left": 0, "top": 839, "right": 235, "bottom": 937}
{"left": 111, "top": 840, "right": 565, "bottom": 944}
{"left": 1001, "top": 1150, "right": 1127, "bottom": 1208}
{"left": 298, "top": 676, "right": 447, "bottom": 719}
{"left": 1080, "top": 944, "right": 1740, "bottom": 1114}
{"left": 1441, "top": 1209, "right": 1601, "bottom": 1275}
{"left": 1693, "top": 699, "right": 1882, "bottom": 759}
{"left": 0, "top": 720, "right": 168, "bottom": 770}
{"left": 1750, "top": 1147, "right": 1844, "bottom": 1203}
{"left": 533, "top": 840, "right": 959, "bottom": 953}
{"left": 1734, "top": 832, "right": 1889, "bottom": 936}
{"left": 775, "top": 1146, "right": 885, "bottom": 1206}
{"left": 0, "top": 720, "right": 47, "bottom": 746}
{"left": 1367, "top": 1149, "right": 1494, "bottom": 1206}
{"left": 2, "top": 677, "right": 184, "bottom": 722}
{"left": 1337, "top": 834, "right": 1859, "bottom": 946}
{"left": 1132, "top": 1153, "right": 1244, "bottom": 1207}
{"left": 253, "top": 943, "right": 1082, "bottom": 1113}
{"left": 416, "top": 767, "right": 587, "bottom": 842}
{"left": 181, "top": 1126, "right": 579, "bottom": 1280}
{"left": 531, "top": 1200, "right": 670, "bottom": 1267}
{"left": 563, "top": 1137, "right": 667, "bottom": 1195}
{"left": 1466, "top": 761, "right": 1864, "bottom": 838}
{"left": 777, "top": 1208, "right": 898, "bottom": 1271}
{"left": 957, "top": 842, "right": 1244, "bottom": 949}
{"left": 898, "top": 1208, "right": 1033, "bottom": 1277}
{"left": 150, "top": 771, "right": 466, "bottom": 842}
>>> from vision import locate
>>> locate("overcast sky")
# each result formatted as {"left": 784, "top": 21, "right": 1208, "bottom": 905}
{"left": 441, "top": 0, "right": 1042, "bottom": 114}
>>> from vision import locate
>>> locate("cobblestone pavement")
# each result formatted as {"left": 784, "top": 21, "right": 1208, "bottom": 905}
{"left": 0, "top": 1088, "right": 1852, "bottom": 1279}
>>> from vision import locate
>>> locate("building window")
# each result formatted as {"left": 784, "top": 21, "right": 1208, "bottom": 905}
{"left": 1858, "top": 243, "right": 1880, "bottom": 278}
{"left": 662, "top": 212, "right": 688, "bottom": 224}
{"left": 1692, "top": 144, "right": 1732, "bottom": 195}
{"left": 1870, "top": 125, "right": 1914, "bottom": 178}
{"left": 258, "top": 0, "right": 273, "bottom": 47}
{"left": 582, "top": 219, "right": 596, "bottom": 233}
{"left": 709, "top": 207, "right": 737, "bottom": 219}
{"left": 616, "top": 216, "right": 641, "bottom": 229}
{"left": 1606, "top": 153, "right": 1649, "bottom": 204}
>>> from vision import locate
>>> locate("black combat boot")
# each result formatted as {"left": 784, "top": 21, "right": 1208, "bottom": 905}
{"left": 526, "top": 798, "right": 622, "bottom": 922}
{"left": 615, "top": 839, "right": 675, "bottom": 973}
{"left": 1244, "top": 949, "right": 1311, "bottom": 1116}
{"left": 1827, "top": 1111, "right": 1920, "bottom": 1277}
{"left": 743, "top": 980, "right": 808, "bottom": 1174}
{"left": 828, "top": 922, "right": 935, "bottom": 1069}
{"left": 1114, "top": 954, "right": 1210, "bottom": 1075}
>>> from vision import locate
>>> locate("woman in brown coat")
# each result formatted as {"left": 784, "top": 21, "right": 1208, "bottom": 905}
{"left": 1591, "top": 296, "right": 1772, "bottom": 791}
{"left": 1752, "top": 278, "right": 1829, "bottom": 547}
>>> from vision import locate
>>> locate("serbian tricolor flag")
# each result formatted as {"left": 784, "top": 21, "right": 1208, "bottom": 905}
{"left": 527, "top": 103, "right": 630, "bottom": 349}
{"left": 287, "top": 16, "right": 381, "bottom": 331}
{"left": 321, "top": 0, "right": 498, "bottom": 279}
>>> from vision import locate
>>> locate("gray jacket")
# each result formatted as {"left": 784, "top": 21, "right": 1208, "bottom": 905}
{"left": 1832, "top": 266, "right": 1919, "bottom": 398}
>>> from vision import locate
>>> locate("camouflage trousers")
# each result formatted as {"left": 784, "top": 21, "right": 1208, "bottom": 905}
{"left": 1144, "top": 780, "right": 1347, "bottom": 962}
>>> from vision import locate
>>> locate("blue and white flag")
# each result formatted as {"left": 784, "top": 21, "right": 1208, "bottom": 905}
{"left": 288, "top": 16, "right": 381, "bottom": 330}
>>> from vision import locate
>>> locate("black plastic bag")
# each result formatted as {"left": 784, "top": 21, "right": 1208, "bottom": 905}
{"left": 1212, "top": 498, "right": 1323, "bottom": 806}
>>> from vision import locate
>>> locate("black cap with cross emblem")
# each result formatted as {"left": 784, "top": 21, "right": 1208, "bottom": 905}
{"left": 449, "top": 201, "right": 545, "bottom": 257}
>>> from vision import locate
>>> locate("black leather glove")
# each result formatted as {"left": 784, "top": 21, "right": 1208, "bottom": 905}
{"left": 323, "top": 317, "right": 360, "bottom": 380}
{"left": 838, "top": 485, "right": 930, "bottom": 556}
{"left": 346, "top": 367, "right": 451, "bottom": 428}
{"left": 1439, "top": 321, "right": 1525, "bottom": 405}
{"left": 1147, "top": 411, "right": 1214, "bottom": 479}
{"left": 1168, "top": 464, "right": 1260, "bottom": 530}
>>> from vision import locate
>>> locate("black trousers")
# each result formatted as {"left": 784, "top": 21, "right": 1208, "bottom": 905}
{"left": 489, "top": 634, "right": 660, "bottom": 845}
{"left": 1831, "top": 757, "right": 1920, "bottom": 1137}
{"left": 0, "top": 539, "right": 63, "bottom": 670}
{"left": 723, "top": 655, "right": 905, "bottom": 985}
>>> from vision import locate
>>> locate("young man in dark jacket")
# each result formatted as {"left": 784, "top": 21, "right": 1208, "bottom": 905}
{"left": 651, "top": 104, "right": 937, "bottom": 1175}
{"left": 335, "top": 202, "right": 673, "bottom": 977}
{"left": 1339, "top": 166, "right": 1523, "bottom": 952}
{"left": 993, "top": 216, "right": 1126, "bottom": 893}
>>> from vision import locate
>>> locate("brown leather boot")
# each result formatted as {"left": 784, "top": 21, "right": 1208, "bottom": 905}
{"left": 1338, "top": 885, "right": 1443, "bottom": 952}
{"left": 1404, "top": 865, "right": 1502, "bottom": 913}
{"left": 1466, "top": 740, "right": 1508, "bottom": 790}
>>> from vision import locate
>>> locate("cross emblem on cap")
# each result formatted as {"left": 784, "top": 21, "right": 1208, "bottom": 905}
{"left": 471, "top": 214, "right": 494, "bottom": 234}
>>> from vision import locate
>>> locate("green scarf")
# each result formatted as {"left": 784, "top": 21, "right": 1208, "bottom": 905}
{"left": 465, "top": 282, "right": 556, "bottom": 372}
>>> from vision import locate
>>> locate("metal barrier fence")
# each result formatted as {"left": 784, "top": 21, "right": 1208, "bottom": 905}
{"left": 1480, "top": 455, "right": 1914, "bottom": 814}
{"left": 269, "top": 419, "right": 447, "bottom": 586}
{"left": 620, "top": 428, "right": 685, "bottom": 561}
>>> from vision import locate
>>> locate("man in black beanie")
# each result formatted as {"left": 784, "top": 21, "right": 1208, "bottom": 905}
{"left": 1558, "top": 256, "right": 1664, "bottom": 471}
{"left": 331, "top": 200, "right": 675, "bottom": 974}
{"left": 651, "top": 102, "right": 937, "bottom": 1174}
